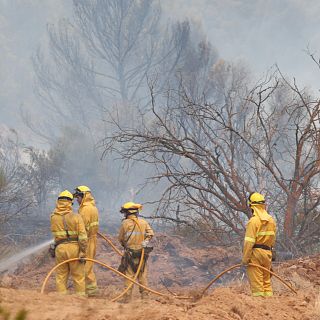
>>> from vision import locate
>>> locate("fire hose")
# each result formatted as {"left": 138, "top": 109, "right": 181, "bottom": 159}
{"left": 111, "top": 249, "right": 145, "bottom": 301}
{"left": 97, "top": 232, "right": 296, "bottom": 297}
{"left": 111, "top": 220, "right": 145, "bottom": 301}
{"left": 200, "top": 263, "right": 297, "bottom": 296}
{"left": 97, "top": 232, "right": 123, "bottom": 257}
{"left": 41, "top": 237, "right": 297, "bottom": 301}
{"left": 40, "top": 259, "right": 297, "bottom": 298}
{"left": 40, "top": 257, "right": 188, "bottom": 299}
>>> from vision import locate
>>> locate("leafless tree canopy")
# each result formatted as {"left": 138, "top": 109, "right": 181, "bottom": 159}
{"left": 0, "top": 133, "right": 34, "bottom": 247}
{"left": 103, "top": 62, "right": 320, "bottom": 251}
{"left": 30, "top": 0, "right": 199, "bottom": 137}
{"left": 25, "top": 0, "right": 219, "bottom": 218}
{"left": 0, "top": 130, "right": 63, "bottom": 254}
{"left": 14, "top": 0, "right": 320, "bottom": 254}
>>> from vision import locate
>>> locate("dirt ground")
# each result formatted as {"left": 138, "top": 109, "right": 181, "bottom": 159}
{"left": 0, "top": 234, "right": 320, "bottom": 320}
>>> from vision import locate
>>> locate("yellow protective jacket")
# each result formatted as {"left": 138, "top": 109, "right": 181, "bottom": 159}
{"left": 118, "top": 214, "right": 154, "bottom": 250}
{"left": 242, "top": 204, "right": 276, "bottom": 264}
{"left": 50, "top": 199, "right": 88, "bottom": 255}
{"left": 79, "top": 192, "right": 99, "bottom": 238}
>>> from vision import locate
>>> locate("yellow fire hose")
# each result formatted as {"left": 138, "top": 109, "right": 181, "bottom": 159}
{"left": 111, "top": 248, "right": 145, "bottom": 302}
{"left": 97, "top": 229, "right": 297, "bottom": 297}
{"left": 97, "top": 232, "right": 123, "bottom": 257}
{"left": 40, "top": 257, "right": 188, "bottom": 299}
{"left": 97, "top": 229, "right": 176, "bottom": 301}
{"left": 200, "top": 263, "right": 297, "bottom": 296}
{"left": 111, "top": 219, "right": 145, "bottom": 301}
{"left": 98, "top": 230, "right": 144, "bottom": 300}
{"left": 41, "top": 259, "right": 297, "bottom": 299}
{"left": 46, "top": 231, "right": 297, "bottom": 298}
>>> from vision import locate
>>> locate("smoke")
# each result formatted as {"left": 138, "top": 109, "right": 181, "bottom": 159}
{"left": 1, "top": 0, "right": 320, "bottom": 248}
{"left": 1, "top": 0, "right": 320, "bottom": 132}
{"left": 0, "top": 0, "right": 71, "bottom": 132}
{"left": 161, "top": 0, "right": 320, "bottom": 89}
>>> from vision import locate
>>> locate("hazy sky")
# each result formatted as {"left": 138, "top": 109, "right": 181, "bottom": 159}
{"left": 0, "top": 0, "right": 71, "bottom": 133}
{"left": 162, "top": 0, "right": 320, "bottom": 87}
{"left": 1, "top": 0, "right": 320, "bottom": 138}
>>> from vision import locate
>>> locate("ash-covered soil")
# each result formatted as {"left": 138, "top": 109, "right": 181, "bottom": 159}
{"left": 0, "top": 233, "right": 319, "bottom": 320}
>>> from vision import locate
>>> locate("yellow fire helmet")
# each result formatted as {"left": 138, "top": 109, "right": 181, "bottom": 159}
{"left": 120, "top": 202, "right": 143, "bottom": 214}
{"left": 75, "top": 185, "right": 91, "bottom": 193}
{"left": 58, "top": 190, "right": 73, "bottom": 201}
{"left": 74, "top": 185, "right": 91, "bottom": 197}
{"left": 248, "top": 192, "right": 265, "bottom": 205}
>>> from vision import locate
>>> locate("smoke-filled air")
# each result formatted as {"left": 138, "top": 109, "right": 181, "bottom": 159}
{"left": 1, "top": 1, "right": 320, "bottom": 319}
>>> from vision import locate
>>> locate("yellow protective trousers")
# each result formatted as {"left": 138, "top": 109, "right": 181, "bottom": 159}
{"left": 55, "top": 242, "right": 85, "bottom": 295}
{"left": 247, "top": 248, "right": 273, "bottom": 296}
{"left": 85, "top": 236, "right": 98, "bottom": 295}
{"left": 124, "top": 256, "right": 148, "bottom": 299}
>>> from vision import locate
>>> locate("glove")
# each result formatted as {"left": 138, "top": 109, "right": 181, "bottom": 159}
{"left": 48, "top": 243, "right": 56, "bottom": 258}
{"left": 141, "top": 240, "right": 149, "bottom": 248}
{"left": 79, "top": 255, "right": 86, "bottom": 264}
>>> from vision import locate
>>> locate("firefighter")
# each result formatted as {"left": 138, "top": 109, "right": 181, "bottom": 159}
{"left": 241, "top": 192, "right": 276, "bottom": 297}
{"left": 73, "top": 185, "right": 99, "bottom": 296}
{"left": 118, "top": 202, "right": 154, "bottom": 302}
{"left": 50, "top": 190, "right": 87, "bottom": 295}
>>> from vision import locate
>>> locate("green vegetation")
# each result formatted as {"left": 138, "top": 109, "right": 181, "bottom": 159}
{"left": 0, "top": 306, "right": 27, "bottom": 320}
{"left": 0, "top": 168, "right": 7, "bottom": 191}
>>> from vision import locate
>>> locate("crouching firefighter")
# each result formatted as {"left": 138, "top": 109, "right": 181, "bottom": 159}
{"left": 241, "top": 192, "right": 276, "bottom": 297}
{"left": 50, "top": 190, "right": 88, "bottom": 295}
{"left": 118, "top": 202, "right": 154, "bottom": 301}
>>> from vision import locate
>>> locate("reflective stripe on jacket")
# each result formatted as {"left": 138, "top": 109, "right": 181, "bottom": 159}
{"left": 118, "top": 214, "right": 154, "bottom": 250}
{"left": 79, "top": 192, "right": 99, "bottom": 238}
{"left": 50, "top": 199, "right": 88, "bottom": 255}
{"left": 242, "top": 204, "right": 276, "bottom": 264}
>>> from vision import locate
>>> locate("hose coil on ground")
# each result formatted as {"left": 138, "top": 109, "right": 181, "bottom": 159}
{"left": 40, "top": 258, "right": 297, "bottom": 299}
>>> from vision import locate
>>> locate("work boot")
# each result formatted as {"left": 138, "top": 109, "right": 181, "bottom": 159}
{"left": 87, "top": 288, "right": 99, "bottom": 297}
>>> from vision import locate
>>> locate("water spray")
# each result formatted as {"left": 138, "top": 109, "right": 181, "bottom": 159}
{"left": 0, "top": 239, "right": 53, "bottom": 273}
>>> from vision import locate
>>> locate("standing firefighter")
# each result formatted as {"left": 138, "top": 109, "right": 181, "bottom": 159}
{"left": 74, "top": 185, "right": 99, "bottom": 297}
{"left": 50, "top": 190, "right": 87, "bottom": 295}
{"left": 118, "top": 202, "right": 154, "bottom": 302}
{"left": 242, "top": 192, "right": 276, "bottom": 297}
